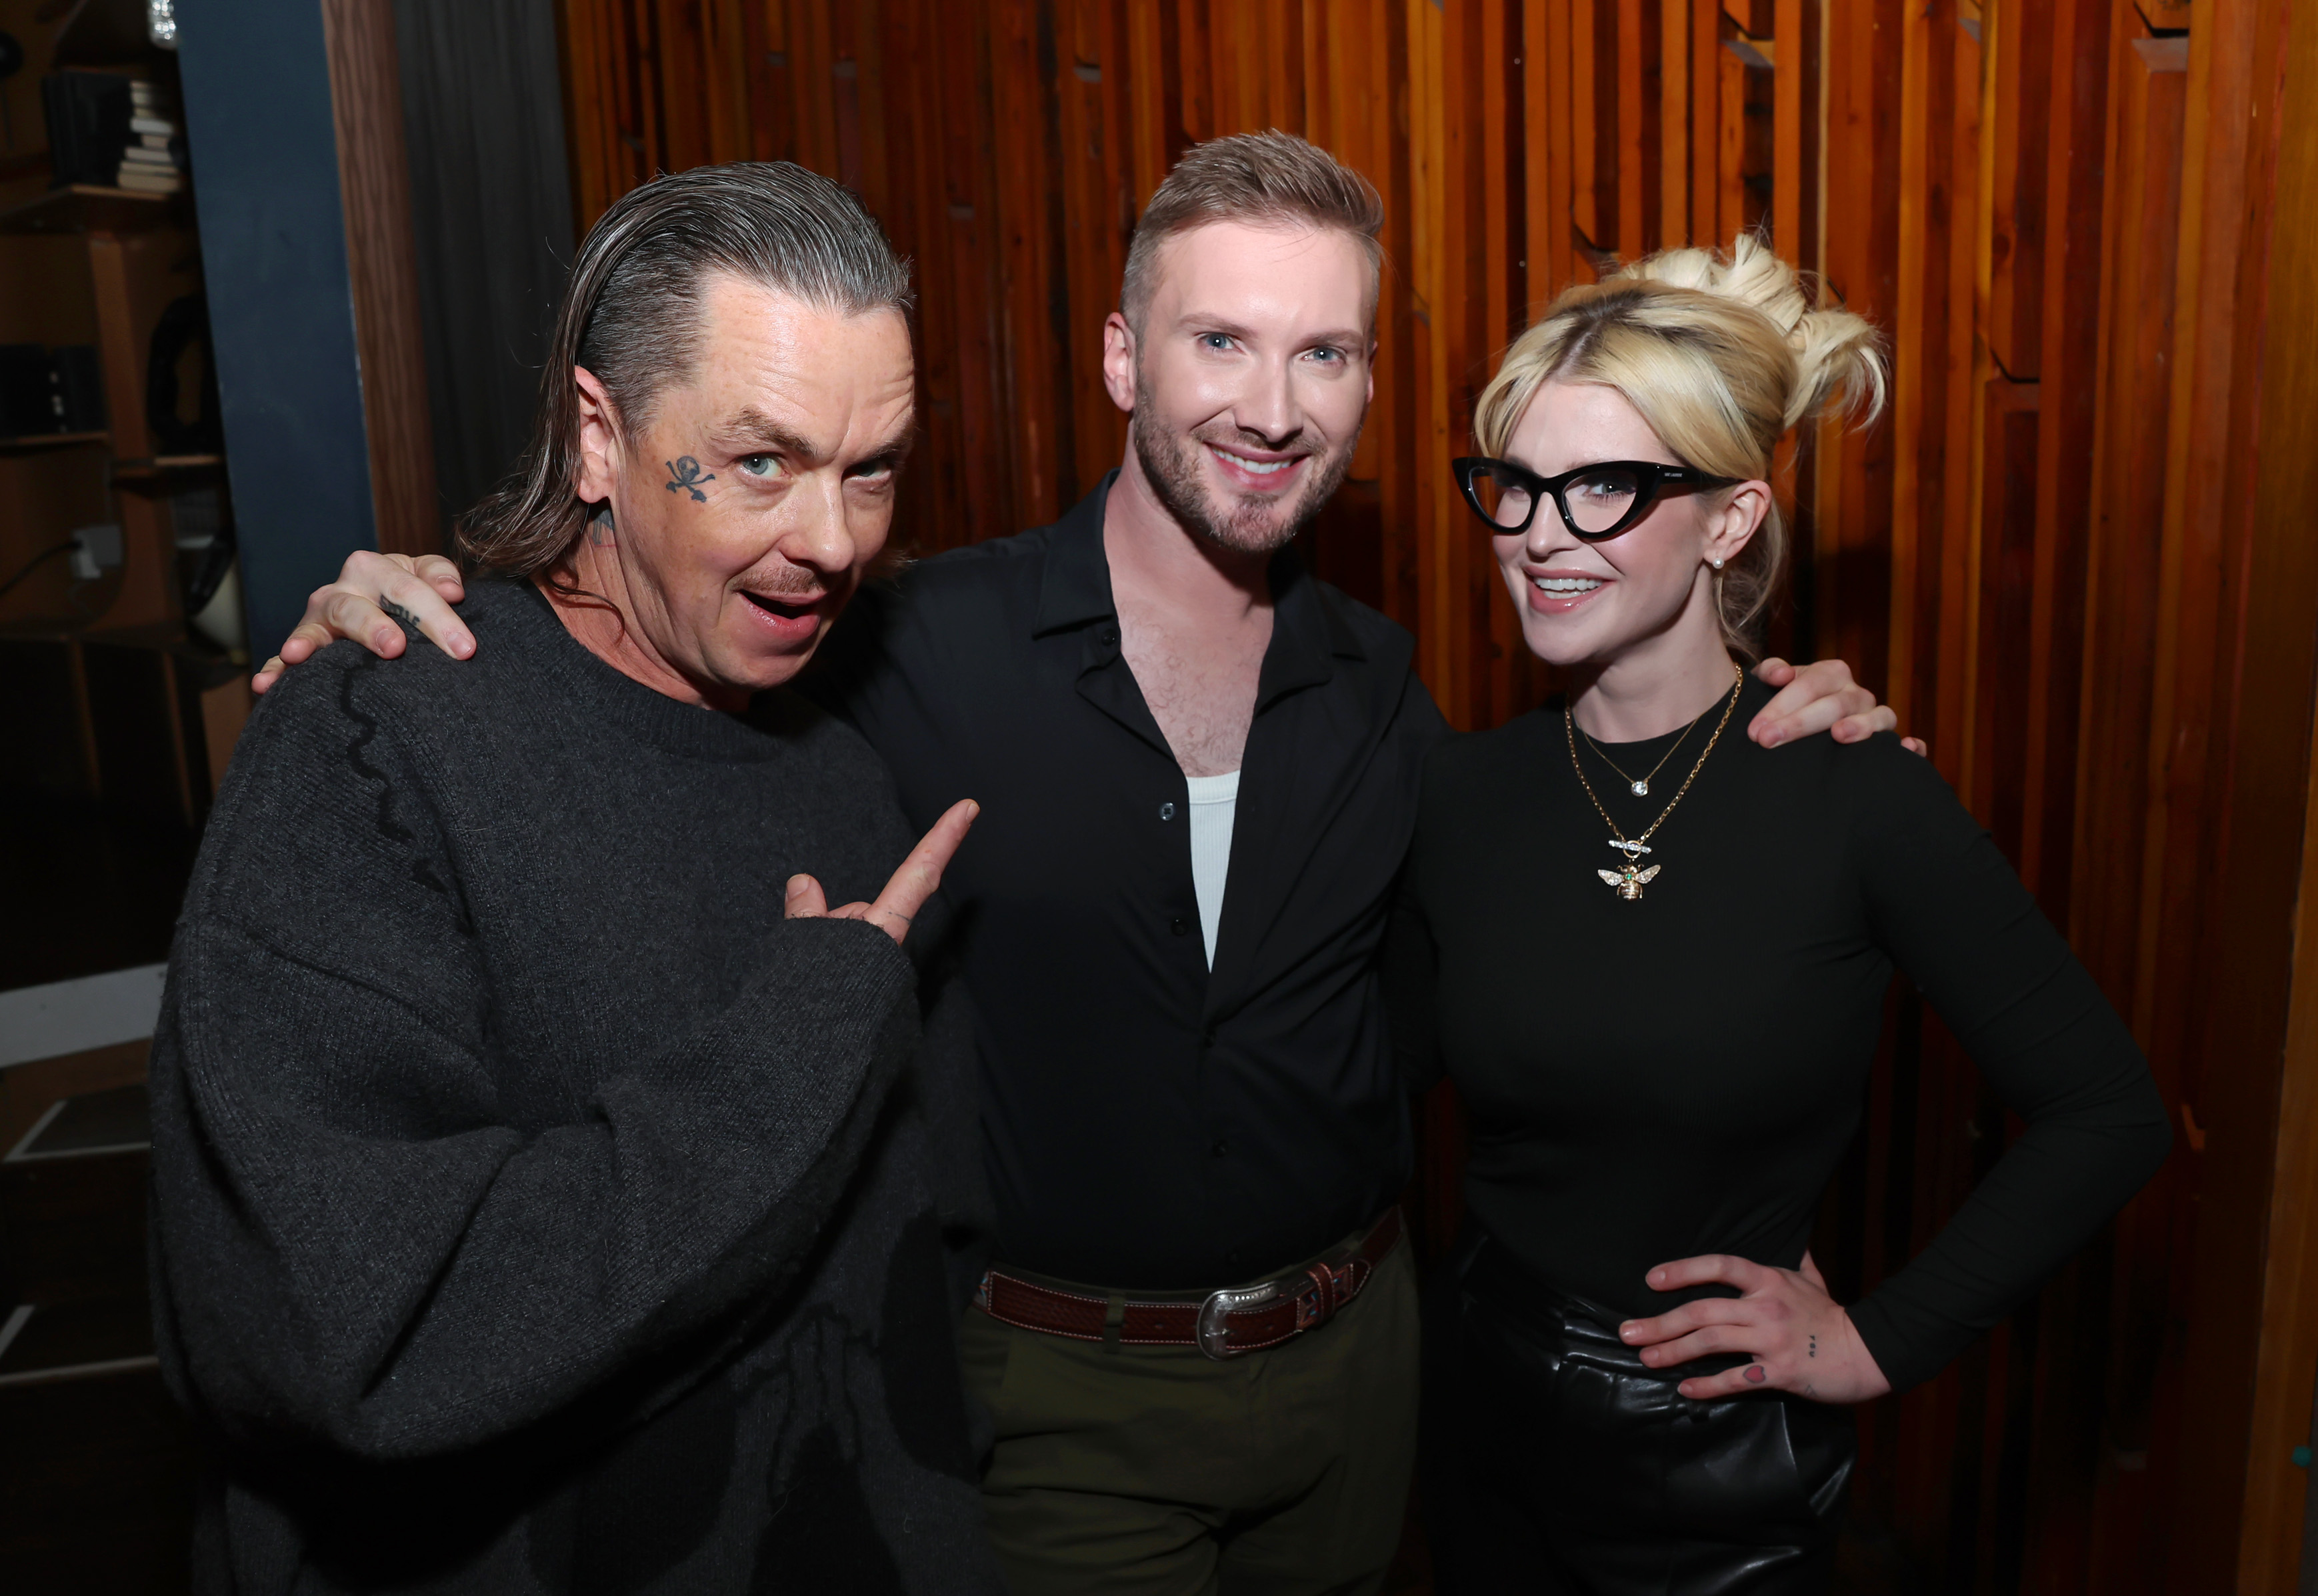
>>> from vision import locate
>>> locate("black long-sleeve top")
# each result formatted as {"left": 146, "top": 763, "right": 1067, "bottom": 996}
{"left": 807, "top": 476, "right": 1449, "bottom": 1289}
{"left": 149, "top": 581, "right": 999, "bottom": 1594}
{"left": 1386, "top": 679, "right": 2171, "bottom": 1391}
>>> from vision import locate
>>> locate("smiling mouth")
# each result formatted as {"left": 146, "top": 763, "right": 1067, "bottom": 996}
{"left": 1532, "top": 576, "right": 1606, "bottom": 595}
{"left": 1207, "top": 445, "right": 1306, "bottom": 478}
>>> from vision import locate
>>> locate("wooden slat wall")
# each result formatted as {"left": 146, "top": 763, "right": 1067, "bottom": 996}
{"left": 554, "top": 3, "right": 2318, "bottom": 1588}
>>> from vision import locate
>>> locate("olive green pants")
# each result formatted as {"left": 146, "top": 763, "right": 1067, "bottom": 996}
{"left": 957, "top": 1237, "right": 1419, "bottom": 1596}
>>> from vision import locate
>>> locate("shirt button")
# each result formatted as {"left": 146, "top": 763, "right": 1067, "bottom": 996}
{"left": 1159, "top": 802, "right": 1177, "bottom": 820}
{"left": 1101, "top": 625, "right": 1119, "bottom": 644}
{"left": 1199, "top": 1031, "right": 1215, "bottom": 1049}
{"left": 1170, "top": 916, "right": 1190, "bottom": 936}
{"left": 1211, "top": 1139, "right": 1229, "bottom": 1157}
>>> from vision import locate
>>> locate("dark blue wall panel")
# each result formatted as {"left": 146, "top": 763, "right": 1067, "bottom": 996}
{"left": 177, "top": 1, "right": 374, "bottom": 657}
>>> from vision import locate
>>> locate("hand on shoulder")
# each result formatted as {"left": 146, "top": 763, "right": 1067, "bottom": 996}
{"left": 251, "top": 551, "right": 473, "bottom": 695}
{"left": 1748, "top": 657, "right": 1927, "bottom": 757}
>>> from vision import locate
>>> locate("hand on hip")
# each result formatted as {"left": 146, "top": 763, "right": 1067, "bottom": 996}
{"left": 1616, "top": 1249, "right": 1892, "bottom": 1404}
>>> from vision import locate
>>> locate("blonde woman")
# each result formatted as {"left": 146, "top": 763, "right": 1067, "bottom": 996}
{"left": 1387, "top": 239, "right": 2169, "bottom": 1593}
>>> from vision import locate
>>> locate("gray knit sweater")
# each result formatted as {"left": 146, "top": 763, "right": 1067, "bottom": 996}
{"left": 148, "top": 580, "right": 1000, "bottom": 1595}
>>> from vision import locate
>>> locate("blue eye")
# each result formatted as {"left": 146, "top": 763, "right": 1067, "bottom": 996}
{"left": 1201, "top": 333, "right": 1233, "bottom": 352}
{"left": 738, "top": 455, "right": 778, "bottom": 478}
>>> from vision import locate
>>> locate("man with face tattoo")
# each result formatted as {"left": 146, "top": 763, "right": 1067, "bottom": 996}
{"left": 261, "top": 133, "right": 1895, "bottom": 1595}
{"left": 149, "top": 165, "right": 999, "bottom": 1595}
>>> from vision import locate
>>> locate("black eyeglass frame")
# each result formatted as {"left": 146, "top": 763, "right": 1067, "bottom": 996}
{"left": 1449, "top": 455, "right": 1742, "bottom": 541}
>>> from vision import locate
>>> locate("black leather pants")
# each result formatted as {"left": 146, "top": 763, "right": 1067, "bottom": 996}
{"left": 1422, "top": 1231, "right": 1855, "bottom": 1595}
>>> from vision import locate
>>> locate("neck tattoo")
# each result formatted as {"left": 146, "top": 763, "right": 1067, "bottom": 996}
{"left": 1568, "top": 663, "right": 1743, "bottom": 902}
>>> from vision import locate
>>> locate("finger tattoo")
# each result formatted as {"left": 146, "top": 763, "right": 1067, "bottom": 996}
{"left": 383, "top": 600, "right": 419, "bottom": 629}
{"left": 1744, "top": 1364, "right": 1767, "bottom": 1383}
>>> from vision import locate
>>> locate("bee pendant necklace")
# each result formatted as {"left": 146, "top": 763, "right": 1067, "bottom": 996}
{"left": 1567, "top": 663, "right": 1743, "bottom": 901}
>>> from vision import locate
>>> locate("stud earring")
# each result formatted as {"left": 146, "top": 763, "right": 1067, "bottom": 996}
{"left": 1709, "top": 556, "right": 1724, "bottom": 570}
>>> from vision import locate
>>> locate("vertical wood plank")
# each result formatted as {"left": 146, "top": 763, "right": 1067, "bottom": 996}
{"left": 320, "top": 0, "right": 441, "bottom": 557}
{"left": 1689, "top": 0, "right": 1719, "bottom": 247}
{"left": 1527, "top": 0, "right": 1577, "bottom": 299}
{"left": 1660, "top": 0, "right": 1691, "bottom": 245}
{"left": 2069, "top": 21, "right": 2186, "bottom": 1585}
{"left": 1771, "top": 0, "right": 1819, "bottom": 268}
{"left": 1615, "top": 0, "right": 1659, "bottom": 259}
{"left": 1177, "top": 0, "right": 1213, "bottom": 144}
{"left": 1985, "top": 0, "right": 2053, "bottom": 376}
{"left": 1569, "top": 0, "right": 1614, "bottom": 254}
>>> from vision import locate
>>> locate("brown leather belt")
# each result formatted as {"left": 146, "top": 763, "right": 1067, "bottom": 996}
{"left": 973, "top": 1207, "right": 1403, "bottom": 1360}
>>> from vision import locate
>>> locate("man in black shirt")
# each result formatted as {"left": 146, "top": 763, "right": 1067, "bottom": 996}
{"left": 259, "top": 136, "right": 1893, "bottom": 1593}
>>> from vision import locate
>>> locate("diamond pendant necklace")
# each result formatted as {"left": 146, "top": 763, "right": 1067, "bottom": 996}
{"left": 1567, "top": 663, "right": 1743, "bottom": 901}
{"left": 1580, "top": 711, "right": 1701, "bottom": 797}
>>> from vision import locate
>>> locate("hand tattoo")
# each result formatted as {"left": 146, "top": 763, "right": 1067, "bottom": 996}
{"left": 383, "top": 599, "right": 420, "bottom": 630}
{"left": 665, "top": 456, "right": 715, "bottom": 502}
{"left": 1808, "top": 1334, "right": 1817, "bottom": 1358}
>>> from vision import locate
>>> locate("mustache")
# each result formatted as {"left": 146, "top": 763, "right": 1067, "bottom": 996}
{"left": 742, "top": 565, "right": 825, "bottom": 599}
{"left": 1189, "top": 422, "right": 1321, "bottom": 457}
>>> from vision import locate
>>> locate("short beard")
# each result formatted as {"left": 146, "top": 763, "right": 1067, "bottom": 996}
{"left": 1131, "top": 364, "right": 1360, "bottom": 557}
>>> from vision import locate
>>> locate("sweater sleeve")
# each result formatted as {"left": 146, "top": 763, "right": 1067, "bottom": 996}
{"left": 1845, "top": 741, "right": 2172, "bottom": 1391}
{"left": 147, "top": 674, "right": 921, "bottom": 1464}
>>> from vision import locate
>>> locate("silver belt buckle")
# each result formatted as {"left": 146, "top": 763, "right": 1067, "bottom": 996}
{"left": 1196, "top": 1281, "right": 1278, "bottom": 1360}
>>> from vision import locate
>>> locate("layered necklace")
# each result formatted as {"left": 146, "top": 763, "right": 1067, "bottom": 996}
{"left": 1566, "top": 663, "right": 1743, "bottom": 901}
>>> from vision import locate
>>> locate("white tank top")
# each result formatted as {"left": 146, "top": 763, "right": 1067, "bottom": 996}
{"left": 1183, "top": 769, "right": 1241, "bottom": 969}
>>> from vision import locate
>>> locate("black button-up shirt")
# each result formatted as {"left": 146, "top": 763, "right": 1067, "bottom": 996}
{"left": 811, "top": 476, "right": 1449, "bottom": 1288}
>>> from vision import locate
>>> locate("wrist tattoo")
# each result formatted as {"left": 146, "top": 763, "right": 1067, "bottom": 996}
{"left": 383, "top": 599, "right": 419, "bottom": 629}
{"left": 665, "top": 455, "right": 715, "bottom": 502}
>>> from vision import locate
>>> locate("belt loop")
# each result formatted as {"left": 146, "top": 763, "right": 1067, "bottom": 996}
{"left": 1103, "top": 1290, "right": 1126, "bottom": 1352}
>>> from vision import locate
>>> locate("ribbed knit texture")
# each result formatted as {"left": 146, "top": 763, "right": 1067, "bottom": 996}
{"left": 148, "top": 580, "right": 1000, "bottom": 1595}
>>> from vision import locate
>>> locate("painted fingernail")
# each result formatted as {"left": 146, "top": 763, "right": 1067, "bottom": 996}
{"left": 1745, "top": 1365, "right": 1767, "bottom": 1383}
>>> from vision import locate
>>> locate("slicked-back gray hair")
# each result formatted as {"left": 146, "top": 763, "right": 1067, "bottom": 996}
{"left": 1120, "top": 131, "right": 1385, "bottom": 335}
{"left": 459, "top": 161, "right": 913, "bottom": 581}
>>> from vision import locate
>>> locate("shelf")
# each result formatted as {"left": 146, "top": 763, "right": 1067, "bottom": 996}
{"left": 0, "top": 431, "right": 109, "bottom": 455}
{"left": 107, "top": 453, "right": 222, "bottom": 494}
{"left": 0, "top": 617, "right": 195, "bottom": 654}
{"left": 0, "top": 185, "right": 188, "bottom": 238}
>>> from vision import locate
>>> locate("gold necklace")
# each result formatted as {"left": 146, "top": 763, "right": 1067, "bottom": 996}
{"left": 1581, "top": 713, "right": 1702, "bottom": 797}
{"left": 1566, "top": 663, "right": 1743, "bottom": 901}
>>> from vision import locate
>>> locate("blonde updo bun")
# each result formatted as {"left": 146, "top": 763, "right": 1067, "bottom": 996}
{"left": 1472, "top": 234, "right": 1886, "bottom": 655}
